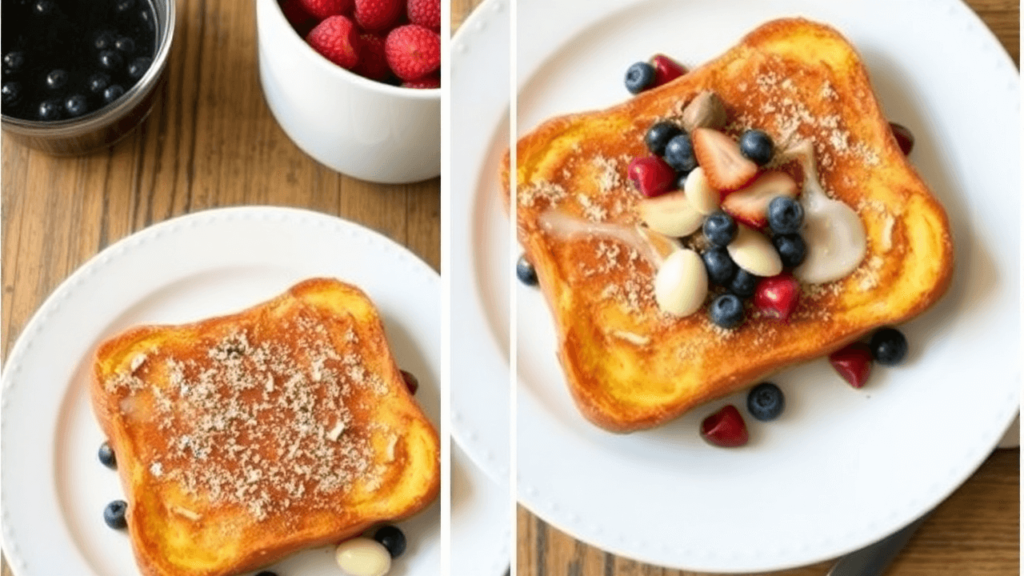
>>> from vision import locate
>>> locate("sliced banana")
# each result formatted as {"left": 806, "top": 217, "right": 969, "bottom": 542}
{"left": 654, "top": 249, "right": 708, "bottom": 317}
{"left": 637, "top": 191, "right": 703, "bottom": 237}
{"left": 335, "top": 538, "right": 392, "bottom": 576}
{"left": 727, "top": 225, "right": 782, "bottom": 277}
{"left": 683, "top": 167, "right": 720, "bottom": 215}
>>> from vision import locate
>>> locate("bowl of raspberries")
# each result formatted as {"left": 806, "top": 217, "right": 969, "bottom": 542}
{"left": 256, "top": 0, "right": 441, "bottom": 183}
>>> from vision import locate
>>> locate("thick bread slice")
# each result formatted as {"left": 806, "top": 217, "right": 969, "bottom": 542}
{"left": 91, "top": 278, "right": 440, "bottom": 576}
{"left": 503, "top": 18, "right": 953, "bottom": 432}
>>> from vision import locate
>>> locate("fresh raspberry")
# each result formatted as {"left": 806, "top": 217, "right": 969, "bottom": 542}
{"left": 354, "top": 0, "right": 403, "bottom": 32}
{"left": 354, "top": 34, "right": 391, "bottom": 81}
{"left": 384, "top": 24, "right": 440, "bottom": 81}
{"left": 407, "top": 0, "right": 440, "bottom": 30}
{"left": 280, "top": 0, "right": 317, "bottom": 36}
{"left": 403, "top": 73, "right": 440, "bottom": 89}
{"left": 306, "top": 16, "right": 361, "bottom": 70}
{"left": 297, "top": 0, "right": 352, "bottom": 20}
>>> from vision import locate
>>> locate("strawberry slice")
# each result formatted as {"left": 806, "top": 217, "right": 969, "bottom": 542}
{"left": 828, "top": 343, "right": 873, "bottom": 388}
{"left": 720, "top": 171, "right": 798, "bottom": 228}
{"left": 753, "top": 274, "right": 800, "bottom": 321}
{"left": 700, "top": 404, "right": 748, "bottom": 447}
{"left": 650, "top": 54, "right": 687, "bottom": 87}
{"left": 691, "top": 128, "right": 759, "bottom": 192}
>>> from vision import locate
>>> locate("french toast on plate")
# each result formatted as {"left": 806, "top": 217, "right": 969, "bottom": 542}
{"left": 90, "top": 278, "right": 440, "bottom": 576}
{"left": 504, "top": 18, "right": 953, "bottom": 432}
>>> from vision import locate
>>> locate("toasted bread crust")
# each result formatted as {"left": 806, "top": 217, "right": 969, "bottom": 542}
{"left": 91, "top": 278, "right": 440, "bottom": 576}
{"left": 503, "top": 18, "right": 953, "bottom": 432}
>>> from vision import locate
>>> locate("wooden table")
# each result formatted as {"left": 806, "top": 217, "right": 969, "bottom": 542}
{"left": 512, "top": 2, "right": 1021, "bottom": 576}
{"left": 1, "top": 0, "right": 441, "bottom": 574}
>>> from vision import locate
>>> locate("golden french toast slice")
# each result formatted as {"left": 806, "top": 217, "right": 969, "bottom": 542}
{"left": 505, "top": 18, "right": 953, "bottom": 432}
{"left": 90, "top": 278, "right": 440, "bottom": 576}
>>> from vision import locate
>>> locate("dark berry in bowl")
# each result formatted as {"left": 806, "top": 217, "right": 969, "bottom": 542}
{"left": 702, "top": 246, "right": 736, "bottom": 286}
{"left": 767, "top": 196, "right": 804, "bottom": 235}
{"left": 103, "top": 500, "right": 128, "bottom": 529}
{"left": 98, "top": 441, "right": 117, "bottom": 468}
{"left": 115, "top": 0, "right": 136, "bottom": 12}
{"left": 37, "top": 99, "right": 61, "bottom": 120}
{"left": 870, "top": 327, "right": 908, "bottom": 366}
{"left": 99, "top": 49, "right": 124, "bottom": 71}
{"left": 88, "top": 73, "right": 110, "bottom": 93}
{"left": 703, "top": 211, "right": 737, "bottom": 247}
{"left": 127, "top": 56, "right": 151, "bottom": 80}
{"left": 663, "top": 133, "right": 697, "bottom": 173}
{"left": 516, "top": 254, "right": 538, "bottom": 286}
{"left": 2, "top": 82, "right": 22, "bottom": 107}
{"left": 103, "top": 85, "right": 125, "bottom": 104}
{"left": 65, "top": 94, "right": 89, "bottom": 116}
{"left": 747, "top": 382, "right": 784, "bottom": 421}
{"left": 772, "top": 233, "right": 806, "bottom": 268}
{"left": 45, "top": 69, "right": 68, "bottom": 90}
{"left": 644, "top": 121, "right": 682, "bottom": 156}
{"left": 93, "top": 30, "right": 117, "bottom": 51}
{"left": 738, "top": 129, "right": 774, "bottom": 166}
{"left": 624, "top": 61, "right": 655, "bottom": 95}
{"left": 33, "top": 0, "right": 57, "bottom": 16}
{"left": 3, "top": 51, "right": 26, "bottom": 75}
{"left": 709, "top": 293, "right": 744, "bottom": 329}
{"left": 374, "top": 525, "right": 407, "bottom": 558}
{"left": 728, "top": 268, "right": 758, "bottom": 299}
{"left": 115, "top": 36, "right": 136, "bottom": 53}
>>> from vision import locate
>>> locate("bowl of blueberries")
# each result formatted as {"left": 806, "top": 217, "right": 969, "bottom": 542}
{"left": 1, "top": 0, "right": 175, "bottom": 155}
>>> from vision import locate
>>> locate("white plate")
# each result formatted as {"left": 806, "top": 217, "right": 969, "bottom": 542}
{"left": 0, "top": 207, "right": 441, "bottom": 576}
{"left": 512, "top": 0, "right": 1019, "bottom": 572}
{"left": 451, "top": 444, "right": 511, "bottom": 576}
{"left": 450, "top": 0, "right": 512, "bottom": 484}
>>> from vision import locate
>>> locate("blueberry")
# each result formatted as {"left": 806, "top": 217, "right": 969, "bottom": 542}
{"left": 738, "top": 129, "right": 774, "bottom": 166}
{"left": 38, "top": 99, "right": 61, "bottom": 120}
{"left": 103, "top": 500, "right": 128, "bottom": 529}
{"left": 729, "top": 268, "right": 758, "bottom": 298}
{"left": 127, "top": 57, "right": 152, "bottom": 80}
{"left": 702, "top": 246, "right": 736, "bottom": 286}
{"left": 65, "top": 94, "right": 89, "bottom": 116}
{"left": 747, "top": 382, "right": 784, "bottom": 422}
{"left": 98, "top": 442, "right": 117, "bottom": 468}
{"left": 88, "top": 73, "right": 110, "bottom": 93}
{"left": 773, "top": 233, "right": 806, "bottom": 268}
{"left": 2, "top": 82, "right": 22, "bottom": 106}
{"left": 516, "top": 254, "right": 538, "bottom": 287}
{"left": 99, "top": 50, "right": 124, "bottom": 71}
{"left": 703, "top": 211, "right": 737, "bottom": 247}
{"left": 115, "top": 37, "right": 136, "bottom": 53}
{"left": 709, "top": 294, "right": 744, "bottom": 329}
{"left": 624, "top": 62, "right": 655, "bottom": 95}
{"left": 45, "top": 69, "right": 68, "bottom": 90}
{"left": 663, "top": 133, "right": 697, "bottom": 173}
{"left": 93, "top": 30, "right": 117, "bottom": 51}
{"left": 3, "top": 52, "right": 25, "bottom": 75}
{"left": 33, "top": 0, "right": 56, "bottom": 16}
{"left": 374, "top": 525, "right": 407, "bottom": 558}
{"left": 644, "top": 121, "right": 682, "bottom": 156}
{"left": 767, "top": 196, "right": 804, "bottom": 235}
{"left": 103, "top": 84, "right": 125, "bottom": 103}
{"left": 870, "top": 327, "right": 908, "bottom": 366}
{"left": 675, "top": 171, "right": 689, "bottom": 191}
{"left": 115, "top": 0, "right": 136, "bottom": 12}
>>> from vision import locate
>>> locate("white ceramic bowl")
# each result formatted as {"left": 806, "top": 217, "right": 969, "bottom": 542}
{"left": 255, "top": 0, "right": 440, "bottom": 184}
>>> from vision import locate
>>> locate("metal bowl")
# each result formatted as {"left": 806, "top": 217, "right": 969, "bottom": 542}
{"left": 1, "top": 0, "right": 176, "bottom": 155}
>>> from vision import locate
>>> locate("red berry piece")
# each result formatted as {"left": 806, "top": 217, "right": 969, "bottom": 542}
{"left": 355, "top": 0, "right": 403, "bottom": 32}
{"left": 650, "top": 54, "right": 687, "bottom": 88}
{"left": 407, "top": 0, "right": 440, "bottom": 30}
{"left": 627, "top": 155, "right": 676, "bottom": 198}
{"left": 280, "top": 0, "right": 317, "bottom": 36}
{"left": 403, "top": 73, "right": 440, "bottom": 89}
{"left": 691, "top": 128, "right": 759, "bottom": 192}
{"left": 297, "top": 0, "right": 352, "bottom": 19}
{"left": 384, "top": 24, "right": 441, "bottom": 81}
{"left": 753, "top": 274, "right": 800, "bottom": 321}
{"left": 400, "top": 369, "right": 419, "bottom": 394}
{"left": 889, "top": 122, "right": 914, "bottom": 156}
{"left": 306, "top": 15, "right": 361, "bottom": 70}
{"left": 354, "top": 34, "right": 391, "bottom": 81}
{"left": 828, "top": 343, "right": 873, "bottom": 388}
{"left": 700, "top": 405, "right": 748, "bottom": 448}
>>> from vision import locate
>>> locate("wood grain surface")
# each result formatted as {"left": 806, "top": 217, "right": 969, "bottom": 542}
{"left": 514, "top": 2, "right": 1020, "bottom": 576}
{"left": 1, "top": 0, "right": 442, "bottom": 574}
